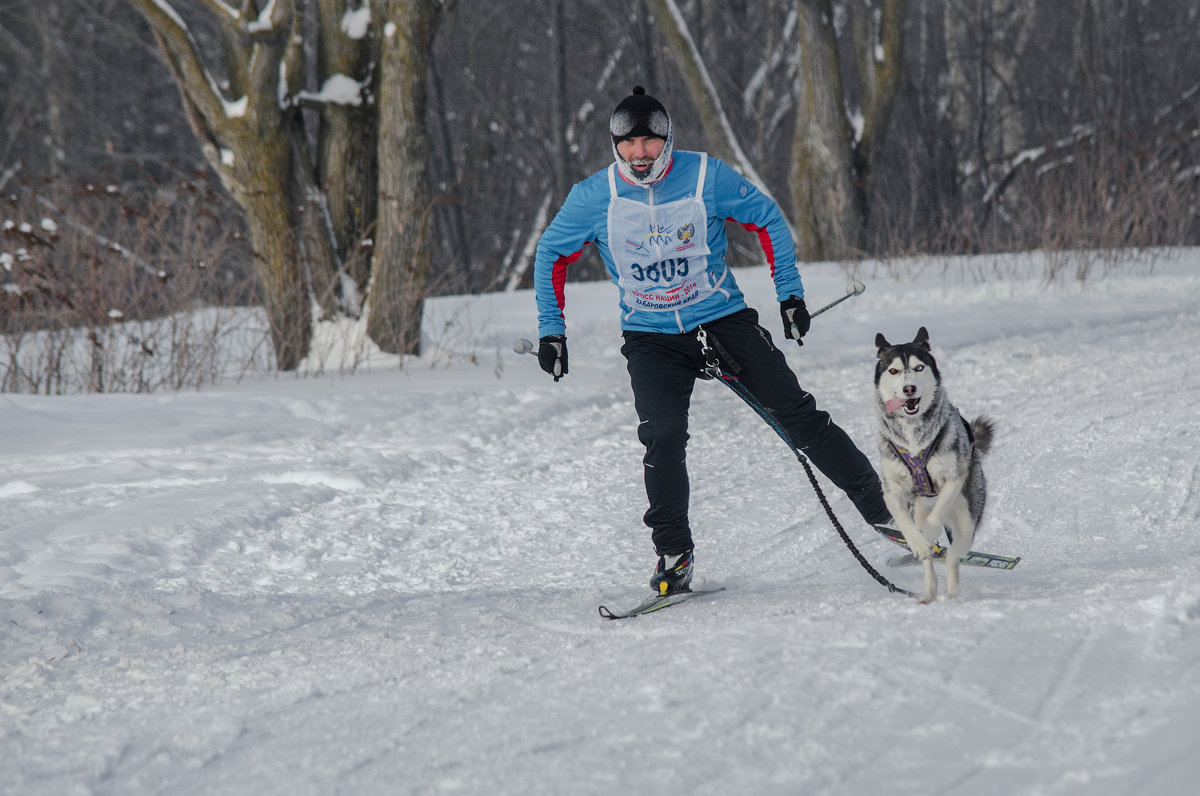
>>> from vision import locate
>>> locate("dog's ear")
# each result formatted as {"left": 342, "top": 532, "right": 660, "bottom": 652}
{"left": 913, "top": 327, "right": 930, "bottom": 350}
{"left": 875, "top": 333, "right": 891, "bottom": 356}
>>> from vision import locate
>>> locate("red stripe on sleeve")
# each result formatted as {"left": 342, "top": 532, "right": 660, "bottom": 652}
{"left": 732, "top": 219, "right": 776, "bottom": 277}
{"left": 552, "top": 245, "right": 588, "bottom": 315}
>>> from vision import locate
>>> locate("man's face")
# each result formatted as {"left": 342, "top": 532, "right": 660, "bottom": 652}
{"left": 616, "top": 136, "right": 666, "bottom": 176}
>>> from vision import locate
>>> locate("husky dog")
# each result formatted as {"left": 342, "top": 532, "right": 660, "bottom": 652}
{"left": 874, "top": 327, "right": 995, "bottom": 603}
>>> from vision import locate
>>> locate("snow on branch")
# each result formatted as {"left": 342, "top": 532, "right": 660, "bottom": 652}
{"left": 291, "top": 75, "right": 366, "bottom": 108}
{"left": 986, "top": 79, "right": 1200, "bottom": 210}
{"left": 247, "top": 0, "right": 281, "bottom": 34}
{"left": 196, "top": 1, "right": 240, "bottom": 21}
{"left": 648, "top": 0, "right": 773, "bottom": 196}
{"left": 132, "top": 0, "right": 239, "bottom": 126}
{"left": 341, "top": 4, "right": 372, "bottom": 39}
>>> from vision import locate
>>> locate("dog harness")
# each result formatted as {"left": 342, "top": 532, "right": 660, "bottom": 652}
{"left": 889, "top": 414, "right": 974, "bottom": 498}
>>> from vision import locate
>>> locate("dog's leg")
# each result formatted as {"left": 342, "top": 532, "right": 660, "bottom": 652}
{"left": 923, "top": 476, "right": 966, "bottom": 540}
{"left": 911, "top": 500, "right": 939, "bottom": 603}
{"left": 942, "top": 497, "right": 974, "bottom": 599}
{"left": 884, "top": 489, "right": 938, "bottom": 603}
{"left": 918, "top": 558, "right": 937, "bottom": 604}
{"left": 919, "top": 477, "right": 966, "bottom": 602}
{"left": 945, "top": 551, "right": 961, "bottom": 600}
{"left": 883, "top": 490, "right": 932, "bottom": 555}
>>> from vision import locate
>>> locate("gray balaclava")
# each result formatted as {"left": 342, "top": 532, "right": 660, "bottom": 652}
{"left": 609, "top": 86, "right": 674, "bottom": 185}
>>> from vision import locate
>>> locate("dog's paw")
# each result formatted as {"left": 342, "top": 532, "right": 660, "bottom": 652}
{"left": 905, "top": 534, "right": 935, "bottom": 560}
{"left": 918, "top": 576, "right": 938, "bottom": 604}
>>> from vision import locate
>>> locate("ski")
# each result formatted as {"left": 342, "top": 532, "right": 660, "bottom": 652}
{"left": 598, "top": 587, "right": 726, "bottom": 620}
{"left": 873, "top": 525, "right": 1021, "bottom": 570}
{"left": 886, "top": 550, "right": 1022, "bottom": 570}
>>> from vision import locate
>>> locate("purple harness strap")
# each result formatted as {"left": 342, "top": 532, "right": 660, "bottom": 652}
{"left": 892, "top": 442, "right": 939, "bottom": 497}
{"left": 888, "top": 414, "right": 973, "bottom": 498}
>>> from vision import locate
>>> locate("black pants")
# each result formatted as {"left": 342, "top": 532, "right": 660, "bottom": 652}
{"left": 621, "top": 308, "right": 890, "bottom": 555}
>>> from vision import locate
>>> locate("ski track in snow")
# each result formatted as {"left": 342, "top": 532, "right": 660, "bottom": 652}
{"left": 2, "top": 253, "right": 1200, "bottom": 794}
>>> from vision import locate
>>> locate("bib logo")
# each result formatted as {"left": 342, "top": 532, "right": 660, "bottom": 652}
{"left": 677, "top": 223, "right": 694, "bottom": 243}
{"left": 641, "top": 223, "right": 675, "bottom": 248}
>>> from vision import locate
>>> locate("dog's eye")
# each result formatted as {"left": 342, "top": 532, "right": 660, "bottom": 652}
{"left": 888, "top": 368, "right": 900, "bottom": 375}
{"left": 914, "top": 365, "right": 925, "bottom": 372}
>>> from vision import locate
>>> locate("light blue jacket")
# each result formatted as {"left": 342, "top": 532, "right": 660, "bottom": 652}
{"left": 534, "top": 151, "right": 802, "bottom": 338}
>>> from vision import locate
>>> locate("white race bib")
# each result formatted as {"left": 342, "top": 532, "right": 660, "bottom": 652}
{"left": 607, "top": 154, "right": 718, "bottom": 313}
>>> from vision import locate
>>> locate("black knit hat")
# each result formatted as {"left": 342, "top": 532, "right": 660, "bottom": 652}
{"left": 609, "top": 86, "right": 671, "bottom": 142}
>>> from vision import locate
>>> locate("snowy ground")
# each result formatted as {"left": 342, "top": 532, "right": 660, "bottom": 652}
{"left": 3, "top": 250, "right": 1199, "bottom": 795}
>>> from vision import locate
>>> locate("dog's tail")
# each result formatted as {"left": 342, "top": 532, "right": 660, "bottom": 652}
{"left": 971, "top": 415, "right": 996, "bottom": 456}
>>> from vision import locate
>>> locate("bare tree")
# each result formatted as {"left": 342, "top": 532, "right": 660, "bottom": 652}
{"left": 920, "top": 0, "right": 1200, "bottom": 252}
{"left": 646, "top": 0, "right": 776, "bottom": 195}
{"left": 790, "top": 0, "right": 859, "bottom": 259}
{"left": 125, "top": 0, "right": 454, "bottom": 365}
{"left": 648, "top": 0, "right": 904, "bottom": 260}
{"left": 6, "top": 0, "right": 1200, "bottom": 384}
{"left": 313, "top": 0, "right": 378, "bottom": 301}
{"left": 941, "top": 0, "right": 1038, "bottom": 231}
{"left": 789, "top": 0, "right": 905, "bottom": 260}
{"left": 126, "top": 0, "right": 323, "bottom": 369}
{"left": 367, "top": 0, "right": 451, "bottom": 355}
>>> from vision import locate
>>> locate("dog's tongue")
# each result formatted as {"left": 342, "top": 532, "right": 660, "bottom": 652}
{"left": 885, "top": 396, "right": 906, "bottom": 413}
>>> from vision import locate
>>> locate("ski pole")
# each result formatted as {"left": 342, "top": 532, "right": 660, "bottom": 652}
{"left": 807, "top": 279, "right": 866, "bottom": 320}
{"left": 516, "top": 280, "right": 864, "bottom": 361}
{"left": 514, "top": 337, "right": 564, "bottom": 379}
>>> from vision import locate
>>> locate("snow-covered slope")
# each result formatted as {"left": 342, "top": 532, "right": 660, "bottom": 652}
{"left": 3, "top": 252, "right": 1199, "bottom": 794}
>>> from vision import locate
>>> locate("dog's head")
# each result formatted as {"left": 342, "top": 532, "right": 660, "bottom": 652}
{"left": 875, "top": 327, "right": 941, "bottom": 417}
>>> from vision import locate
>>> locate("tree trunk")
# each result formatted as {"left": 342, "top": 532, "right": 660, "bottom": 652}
{"left": 791, "top": 0, "right": 859, "bottom": 260}
{"left": 316, "top": 0, "right": 378, "bottom": 305}
{"left": 127, "top": 0, "right": 315, "bottom": 370}
{"left": 288, "top": 114, "right": 343, "bottom": 322}
{"left": 943, "top": 0, "right": 1037, "bottom": 204}
{"left": 429, "top": 52, "right": 473, "bottom": 282}
{"left": 34, "top": 1, "right": 66, "bottom": 179}
{"left": 550, "top": 0, "right": 572, "bottom": 205}
{"left": 238, "top": 135, "right": 312, "bottom": 369}
{"left": 851, "top": 0, "right": 906, "bottom": 225}
{"left": 367, "top": 0, "right": 445, "bottom": 356}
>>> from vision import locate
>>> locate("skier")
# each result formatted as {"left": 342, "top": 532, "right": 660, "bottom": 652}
{"left": 532, "top": 86, "right": 892, "bottom": 594}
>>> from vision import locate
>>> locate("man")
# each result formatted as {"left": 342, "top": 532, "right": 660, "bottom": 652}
{"left": 533, "top": 86, "right": 891, "bottom": 594}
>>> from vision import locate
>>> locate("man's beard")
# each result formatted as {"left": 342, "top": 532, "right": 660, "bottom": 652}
{"left": 611, "top": 130, "right": 673, "bottom": 185}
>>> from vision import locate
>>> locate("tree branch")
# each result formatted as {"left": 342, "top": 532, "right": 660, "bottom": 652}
{"left": 125, "top": 0, "right": 230, "bottom": 127}
{"left": 645, "top": 0, "right": 774, "bottom": 197}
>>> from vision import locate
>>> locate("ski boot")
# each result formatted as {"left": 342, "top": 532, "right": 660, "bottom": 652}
{"left": 649, "top": 549, "right": 694, "bottom": 595}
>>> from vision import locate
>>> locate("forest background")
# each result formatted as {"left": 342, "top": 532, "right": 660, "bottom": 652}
{"left": 1, "top": 0, "right": 1198, "bottom": 391}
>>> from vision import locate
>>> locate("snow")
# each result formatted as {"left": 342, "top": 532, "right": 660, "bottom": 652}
{"left": 293, "top": 74, "right": 365, "bottom": 108}
{"left": 246, "top": 0, "right": 279, "bottom": 35}
{"left": 3, "top": 250, "right": 1200, "bottom": 794}
{"left": 340, "top": 5, "right": 371, "bottom": 40}
{"left": 223, "top": 95, "right": 248, "bottom": 119}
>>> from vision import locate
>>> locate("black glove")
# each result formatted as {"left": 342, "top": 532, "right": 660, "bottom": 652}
{"left": 537, "top": 335, "right": 568, "bottom": 381}
{"left": 780, "top": 296, "right": 810, "bottom": 345}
